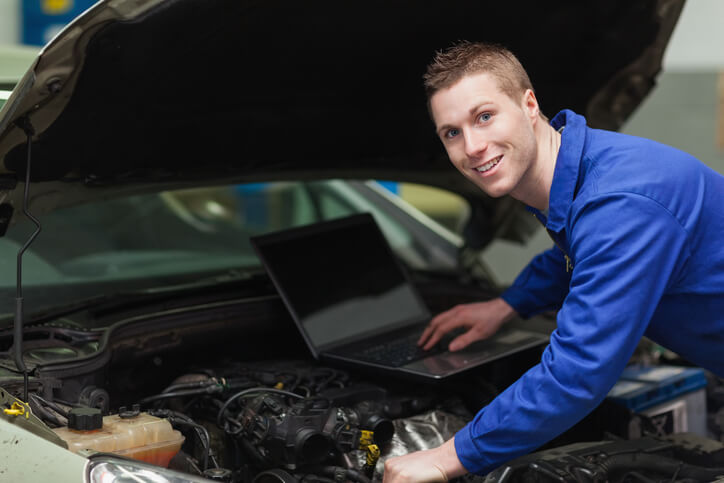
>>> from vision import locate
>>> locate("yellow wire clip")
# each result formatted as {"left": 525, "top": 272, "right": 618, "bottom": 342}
{"left": 358, "top": 430, "right": 375, "bottom": 449}
{"left": 366, "top": 444, "right": 381, "bottom": 466}
{"left": 3, "top": 401, "right": 30, "bottom": 419}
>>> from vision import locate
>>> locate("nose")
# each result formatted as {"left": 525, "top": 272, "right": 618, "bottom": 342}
{"left": 463, "top": 128, "right": 487, "bottom": 159}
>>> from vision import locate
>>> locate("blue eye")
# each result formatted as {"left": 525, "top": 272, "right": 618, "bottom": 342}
{"left": 478, "top": 112, "right": 492, "bottom": 123}
{"left": 445, "top": 128, "right": 460, "bottom": 139}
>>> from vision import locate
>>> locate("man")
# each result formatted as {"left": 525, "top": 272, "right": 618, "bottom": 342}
{"left": 382, "top": 41, "right": 724, "bottom": 482}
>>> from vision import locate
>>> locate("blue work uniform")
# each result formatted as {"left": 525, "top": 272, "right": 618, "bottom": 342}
{"left": 454, "top": 110, "right": 724, "bottom": 475}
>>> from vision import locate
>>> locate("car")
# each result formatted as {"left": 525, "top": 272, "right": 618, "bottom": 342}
{"left": 2, "top": 1, "right": 724, "bottom": 482}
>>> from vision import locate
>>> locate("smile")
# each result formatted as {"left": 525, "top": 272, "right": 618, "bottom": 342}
{"left": 474, "top": 155, "right": 502, "bottom": 173}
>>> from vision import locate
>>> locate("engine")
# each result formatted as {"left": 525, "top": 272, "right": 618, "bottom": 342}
{"left": 24, "top": 359, "right": 465, "bottom": 482}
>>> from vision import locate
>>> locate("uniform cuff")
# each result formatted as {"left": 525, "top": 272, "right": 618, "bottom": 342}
{"left": 454, "top": 423, "right": 493, "bottom": 475}
{"left": 500, "top": 287, "right": 535, "bottom": 318}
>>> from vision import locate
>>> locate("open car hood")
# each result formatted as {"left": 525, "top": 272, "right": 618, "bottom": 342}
{"left": 0, "top": 0, "right": 684, "bottom": 245}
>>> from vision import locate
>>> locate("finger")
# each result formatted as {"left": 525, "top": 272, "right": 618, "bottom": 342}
{"left": 418, "top": 308, "right": 458, "bottom": 345}
{"left": 417, "top": 324, "right": 435, "bottom": 346}
{"left": 422, "top": 316, "right": 468, "bottom": 350}
{"left": 448, "top": 328, "right": 483, "bottom": 352}
{"left": 421, "top": 322, "right": 450, "bottom": 350}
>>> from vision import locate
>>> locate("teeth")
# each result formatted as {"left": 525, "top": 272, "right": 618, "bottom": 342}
{"left": 475, "top": 155, "right": 502, "bottom": 173}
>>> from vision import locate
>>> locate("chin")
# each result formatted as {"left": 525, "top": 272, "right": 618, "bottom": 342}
{"left": 484, "top": 190, "right": 509, "bottom": 199}
{"left": 477, "top": 181, "right": 513, "bottom": 199}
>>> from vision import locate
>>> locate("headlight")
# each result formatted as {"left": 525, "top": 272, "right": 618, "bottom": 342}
{"left": 87, "top": 455, "right": 213, "bottom": 483}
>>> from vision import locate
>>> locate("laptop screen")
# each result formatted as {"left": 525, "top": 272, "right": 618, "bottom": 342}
{"left": 252, "top": 214, "right": 430, "bottom": 350}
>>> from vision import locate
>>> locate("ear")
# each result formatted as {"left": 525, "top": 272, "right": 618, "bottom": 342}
{"left": 522, "top": 89, "right": 539, "bottom": 123}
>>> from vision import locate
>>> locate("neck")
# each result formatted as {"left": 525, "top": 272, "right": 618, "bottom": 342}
{"left": 513, "top": 119, "right": 560, "bottom": 211}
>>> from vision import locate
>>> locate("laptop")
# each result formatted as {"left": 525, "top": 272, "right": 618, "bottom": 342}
{"left": 251, "top": 213, "right": 549, "bottom": 380}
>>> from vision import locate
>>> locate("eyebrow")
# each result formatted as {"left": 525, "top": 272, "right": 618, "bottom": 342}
{"left": 436, "top": 102, "right": 494, "bottom": 137}
{"left": 468, "top": 102, "right": 493, "bottom": 115}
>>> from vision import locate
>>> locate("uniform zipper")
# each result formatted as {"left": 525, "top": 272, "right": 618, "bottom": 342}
{"left": 546, "top": 228, "right": 574, "bottom": 272}
{"left": 531, "top": 212, "right": 574, "bottom": 272}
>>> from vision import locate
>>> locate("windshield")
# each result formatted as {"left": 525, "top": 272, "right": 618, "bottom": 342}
{"left": 0, "top": 180, "right": 458, "bottom": 316}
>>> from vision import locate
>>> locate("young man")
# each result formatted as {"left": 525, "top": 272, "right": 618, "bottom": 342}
{"left": 382, "top": 42, "right": 724, "bottom": 482}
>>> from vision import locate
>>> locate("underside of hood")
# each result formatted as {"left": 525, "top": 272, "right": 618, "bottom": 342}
{"left": 0, "top": 0, "right": 684, "bottom": 243}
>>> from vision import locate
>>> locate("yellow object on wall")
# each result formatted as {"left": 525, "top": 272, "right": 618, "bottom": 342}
{"left": 42, "top": 0, "right": 74, "bottom": 15}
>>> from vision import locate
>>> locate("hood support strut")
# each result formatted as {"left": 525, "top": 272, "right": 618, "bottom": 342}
{"left": 14, "top": 116, "right": 41, "bottom": 403}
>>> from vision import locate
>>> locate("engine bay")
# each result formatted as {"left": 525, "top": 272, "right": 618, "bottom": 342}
{"left": 1, "top": 280, "right": 724, "bottom": 482}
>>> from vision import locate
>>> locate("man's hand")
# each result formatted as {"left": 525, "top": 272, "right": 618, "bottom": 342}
{"left": 383, "top": 438, "right": 467, "bottom": 483}
{"left": 418, "top": 297, "right": 516, "bottom": 351}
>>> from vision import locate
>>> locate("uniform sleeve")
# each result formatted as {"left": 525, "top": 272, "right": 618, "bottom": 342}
{"left": 501, "top": 245, "right": 570, "bottom": 318}
{"left": 454, "top": 193, "right": 690, "bottom": 475}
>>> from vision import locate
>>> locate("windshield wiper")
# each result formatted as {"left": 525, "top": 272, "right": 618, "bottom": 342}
{"left": 0, "top": 269, "right": 263, "bottom": 329}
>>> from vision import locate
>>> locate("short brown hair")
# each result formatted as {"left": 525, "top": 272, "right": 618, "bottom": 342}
{"left": 423, "top": 41, "right": 534, "bottom": 104}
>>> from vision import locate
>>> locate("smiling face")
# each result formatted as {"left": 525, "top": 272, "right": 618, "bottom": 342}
{"left": 430, "top": 72, "right": 542, "bottom": 201}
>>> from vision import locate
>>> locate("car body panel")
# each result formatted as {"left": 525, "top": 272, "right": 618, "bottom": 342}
{"left": 0, "top": 0, "right": 685, "bottom": 245}
{"left": 0, "top": 416, "right": 88, "bottom": 482}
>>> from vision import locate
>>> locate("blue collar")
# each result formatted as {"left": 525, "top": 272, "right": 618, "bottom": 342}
{"left": 526, "top": 109, "right": 587, "bottom": 233}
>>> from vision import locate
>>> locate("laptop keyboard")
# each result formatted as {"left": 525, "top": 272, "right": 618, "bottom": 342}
{"left": 357, "top": 332, "right": 444, "bottom": 367}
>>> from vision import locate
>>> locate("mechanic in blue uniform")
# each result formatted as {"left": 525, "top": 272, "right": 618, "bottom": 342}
{"left": 382, "top": 42, "right": 724, "bottom": 482}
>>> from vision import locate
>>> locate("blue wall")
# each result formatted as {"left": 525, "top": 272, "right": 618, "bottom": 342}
{"left": 22, "top": 0, "right": 95, "bottom": 46}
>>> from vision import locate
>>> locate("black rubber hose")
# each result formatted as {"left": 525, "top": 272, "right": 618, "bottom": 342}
{"left": 147, "top": 409, "right": 215, "bottom": 471}
{"left": 30, "top": 393, "right": 69, "bottom": 418}
{"left": 173, "top": 419, "right": 211, "bottom": 471}
{"left": 140, "top": 386, "right": 222, "bottom": 405}
{"left": 317, "top": 466, "right": 372, "bottom": 483}
{"left": 618, "top": 470, "right": 658, "bottom": 483}
{"left": 28, "top": 396, "right": 63, "bottom": 426}
{"left": 598, "top": 453, "right": 724, "bottom": 481}
{"left": 161, "top": 380, "right": 216, "bottom": 394}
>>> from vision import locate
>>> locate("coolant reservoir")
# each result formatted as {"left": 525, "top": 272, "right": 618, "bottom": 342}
{"left": 53, "top": 407, "right": 185, "bottom": 467}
